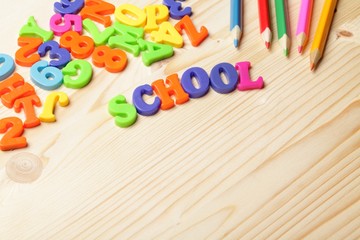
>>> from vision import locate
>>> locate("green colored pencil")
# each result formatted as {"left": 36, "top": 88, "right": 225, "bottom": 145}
{"left": 275, "top": 0, "right": 290, "bottom": 56}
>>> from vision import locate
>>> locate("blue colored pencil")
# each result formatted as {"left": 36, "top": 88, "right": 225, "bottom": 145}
{"left": 230, "top": 0, "right": 243, "bottom": 48}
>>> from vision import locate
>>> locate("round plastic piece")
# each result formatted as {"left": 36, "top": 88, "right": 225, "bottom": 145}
{"left": 6, "top": 152, "right": 43, "bottom": 183}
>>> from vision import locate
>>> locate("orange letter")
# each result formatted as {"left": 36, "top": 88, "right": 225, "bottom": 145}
{"left": 0, "top": 73, "right": 35, "bottom": 108}
{"left": 152, "top": 74, "right": 189, "bottom": 110}
{"left": 14, "top": 95, "right": 42, "bottom": 128}
{"left": 175, "top": 15, "right": 208, "bottom": 47}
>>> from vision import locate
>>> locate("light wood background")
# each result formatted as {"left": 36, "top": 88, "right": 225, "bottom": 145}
{"left": 0, "top": 0, "right": 359, "bottom": 239}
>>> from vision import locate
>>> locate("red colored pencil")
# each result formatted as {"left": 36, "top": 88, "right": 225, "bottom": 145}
{"left": 257, "top": 0, "right": 272, "bottom": 49}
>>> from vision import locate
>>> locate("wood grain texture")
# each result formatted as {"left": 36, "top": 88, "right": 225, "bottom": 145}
{"left": 0, "top": 0, "right": 359, "bottom": 239}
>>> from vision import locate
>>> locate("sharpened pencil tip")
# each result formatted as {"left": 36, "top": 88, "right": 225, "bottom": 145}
{"left": 265, "top": 42, "right": 270, "bottom": 49}
{"left": 310, "top": 63, "right": 315, "bottom": 71}
{"left": 234, "top": 39, "right": 239, "bottom": 48}
{"left": 284, "top": 49, "right": 289, "bottom": 57}
{"left": 298, "top": 46, "right": 303, "bottom": 54}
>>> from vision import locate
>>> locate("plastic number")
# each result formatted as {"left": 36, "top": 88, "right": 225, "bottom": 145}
{"left": 38, "top": 40, "right": 71, "bottom": 69}
{"left": 62, "top": 60, "right": 92, "bottom": 89}
{"left": 50, "top": 13, "right": 83, "bottom": 36}
{"left": 30, "top": 60, "right": 63, "bottom": 90}
{"left": 0, "top": 117, "right": 27, "bottom": 151}
{"left": 15, "top": 37, "right": 43, "bottom": 67}
{"left": 92, "top": 45, "right": 127, "bottom": 73}
{"left": 60, "top": 31, "right": 95, "bottom": 59}
{"left": 0, "top": 54, "right": 15, "bottom": 81}
{"left": 54, "top": 0, "right": 84, "bottom": 15}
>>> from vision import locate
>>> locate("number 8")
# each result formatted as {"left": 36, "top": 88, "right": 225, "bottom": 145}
{"left": 92, "top": 45, "right": 127, "bottom": 73}
{"left": 60, "top": 31, "right": 95, "bottom": 59}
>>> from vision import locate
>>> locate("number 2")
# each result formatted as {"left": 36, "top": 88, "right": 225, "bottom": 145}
{"left": 0, "top": 117, "right": 27, "bottom": 151}
{"left": 15, "top": 37, "right": 43, "bottom": 67}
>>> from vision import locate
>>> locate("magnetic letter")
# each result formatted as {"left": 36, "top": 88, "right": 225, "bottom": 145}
{"left": 235, "top": 61, "right": 264, "bottom": 91}
{"left": 133, "top": 84, "right": 161, "bottom": 116}
{"left": 152, "top": 74, "right": 189, "bottom": 110}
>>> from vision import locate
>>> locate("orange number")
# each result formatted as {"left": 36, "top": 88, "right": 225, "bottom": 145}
{"left": 92, "top": 45, "right": 127, "bottom": 73}
{"left": 15, "top": 37, "right": 43, "bottom": 67}
{"left": 60, "top": 31, "right": 95, "bottom": 59}
{"left": 0, "top": 117, "right": 27, "bottom": 151}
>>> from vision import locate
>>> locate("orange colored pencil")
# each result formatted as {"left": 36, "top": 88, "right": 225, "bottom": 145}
{"left": 310, "top": 0, "right": 338, "bottom": 70}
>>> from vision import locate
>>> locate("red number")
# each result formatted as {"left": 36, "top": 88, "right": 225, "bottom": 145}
{"left": 0, "top": 117, "right": 27, "bottom": 151}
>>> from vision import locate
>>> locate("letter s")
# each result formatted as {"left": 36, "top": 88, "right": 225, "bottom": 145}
{"left": 108, "top": 95, "right": 137, "bottom": 128}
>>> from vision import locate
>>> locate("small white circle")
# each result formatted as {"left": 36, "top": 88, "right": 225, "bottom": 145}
{"left": 6, "top": 153, "right": 43, "bottom": 183}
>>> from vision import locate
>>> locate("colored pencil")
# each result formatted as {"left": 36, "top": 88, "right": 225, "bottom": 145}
{"left": 257, "top": 0, "right": 272, "bottom": 49}
{"left": 296, "top": 0, "right": 314, "bottom": 54}
{"left": 230, "top": 0, "right": 243, "bottom": 48}
{"left": 310, "top": 0, "right": 338, "bottom": 70}
{"left": 274, "top": 0, "right": 290, "bottom": 56}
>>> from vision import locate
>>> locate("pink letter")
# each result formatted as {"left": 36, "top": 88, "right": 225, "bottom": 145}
{"left": 235, "top": 61, "right": 264, "bottom": 91}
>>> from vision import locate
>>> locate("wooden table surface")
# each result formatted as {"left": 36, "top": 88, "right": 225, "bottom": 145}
{"left": 0, "top": 0, "right": 359, "bottom": 239}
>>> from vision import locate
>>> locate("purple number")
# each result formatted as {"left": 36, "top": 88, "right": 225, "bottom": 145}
{"left": 54, "top": 0, "right": 84, "bottom": 15}
{"left": 38, "top": 40, "right": 71, "bottom": 69}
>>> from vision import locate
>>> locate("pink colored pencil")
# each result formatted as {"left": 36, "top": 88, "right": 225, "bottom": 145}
{"left": 296, "top": 0, "right": 314, "bottom": 54}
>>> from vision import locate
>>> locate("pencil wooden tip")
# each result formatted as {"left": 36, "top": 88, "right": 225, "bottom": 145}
{"left": 261, "top": 28, "right": 272, "bottom": 50}
{"left": 296, "top": 33, "right": 307, "bottom": 54}
{"left": 231, "top": 25, "right": 241, "bottom": 48}
{"left": 234, "top": 39, "right": 239, "bottom": 48}
{"left": 265, "top": 41, "right": 270, "bottom": 49}
{"left": 279, "top": 34, "right": 290, "bottom": 57}
{"left": 310, "top": 49, "right": 321, "bottom": 71}
{"left": 298, "top": 46, "right": 303, "bottom": 54}
{"left": 310, "top": 63, "right": 315, "bottom": 71}
{"left": 284, "top": 49, "right": 289, "bottom": 57}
